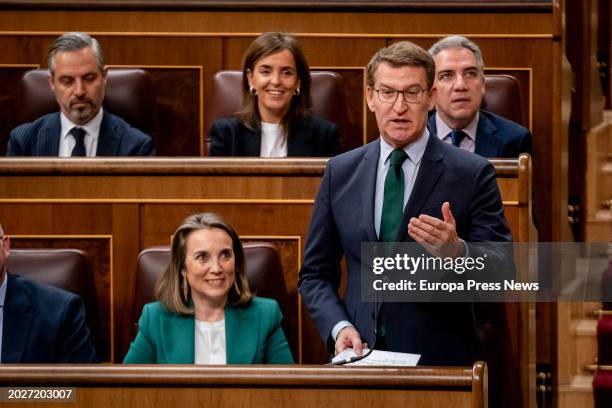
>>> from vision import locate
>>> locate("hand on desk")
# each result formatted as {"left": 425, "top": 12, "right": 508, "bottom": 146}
{"left": 335, "top": 326, "right": 367, "bottom": 355}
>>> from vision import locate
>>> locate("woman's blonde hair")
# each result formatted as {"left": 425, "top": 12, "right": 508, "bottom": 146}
{"left": 155, "top": 213, "right": 253, "bottom": 314}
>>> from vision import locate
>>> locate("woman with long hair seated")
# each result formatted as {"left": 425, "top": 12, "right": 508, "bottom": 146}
{"left": 124, "top": 213, "right": 294, "bottom": 364}
{"left": 209, "top": 32, "right": 341, "bottom": 157}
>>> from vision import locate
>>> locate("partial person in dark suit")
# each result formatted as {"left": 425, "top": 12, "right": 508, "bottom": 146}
{"left": 298, "top": 41, "right": 512, "bottom": 366}
{"left": 209, "top": 32, "right": 340, "bottom": 157}
{"left": 0, "top": 224, "right": 97, "bottom": 363}
{"left": 427, "top": 35, "right": 532, "bottom": 158}
{"left": 6, "top": 32, "right": 154, "bottom": 157}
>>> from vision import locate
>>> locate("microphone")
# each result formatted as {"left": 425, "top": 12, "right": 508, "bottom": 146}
{"left": 330, "top": 344, "right": 375, "bottom": 365}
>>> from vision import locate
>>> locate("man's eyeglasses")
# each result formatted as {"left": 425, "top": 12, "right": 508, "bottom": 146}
{"left": 373, "top": 87, "right": 429, "bottom": 104}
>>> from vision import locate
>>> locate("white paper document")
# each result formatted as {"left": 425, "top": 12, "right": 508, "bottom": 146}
{"left": 331, "top": 348, "right": 421, "bottom": 366}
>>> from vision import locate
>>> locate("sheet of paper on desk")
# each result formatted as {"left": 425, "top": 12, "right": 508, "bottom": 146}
{"left": 331, "top": 348, "right": 421, "bottom": 366}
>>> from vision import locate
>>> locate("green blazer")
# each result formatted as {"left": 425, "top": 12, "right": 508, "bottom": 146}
{"left": 123, "top": 297, "right": 294, "bottom": 364}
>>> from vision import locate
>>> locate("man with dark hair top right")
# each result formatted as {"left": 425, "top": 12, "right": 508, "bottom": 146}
{"left": 7, "top": 32, "right": 154, "bottom": 157}
{"left": 298, "top": 41, "right": 512, "bottom": 366}
{"left": 428, "top": 35, "right": 532, "bottom": 157}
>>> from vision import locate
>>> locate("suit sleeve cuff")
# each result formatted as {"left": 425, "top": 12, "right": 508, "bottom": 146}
{"left": 331, "top": 320, "right": 354, "bottom": 342}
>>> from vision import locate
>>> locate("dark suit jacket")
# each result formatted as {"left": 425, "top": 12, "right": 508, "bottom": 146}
{"left": 6, "top": 111, "right": 155, "bottom": 156}
{"left": 1, "top": 272, "right": 97, "bottom": 363}
{"left": 298, "top": 134, "right": 513, "bottom": 365}
{"left": 428, "top": 110, "right": 532, "bottom": 158}
{"left": 123, "top": 297, "right": 294, "bottom": 364}
{"left": 209, "top": 115, "right": 340, "bottom": 157}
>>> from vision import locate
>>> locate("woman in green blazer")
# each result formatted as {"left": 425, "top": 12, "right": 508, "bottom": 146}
{"left": 124, "top": 213, "right": 294, "bottom": 364}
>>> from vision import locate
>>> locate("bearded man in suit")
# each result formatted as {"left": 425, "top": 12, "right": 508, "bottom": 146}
{"left": 7, "top": 32, "right": 153, "bottom": 157}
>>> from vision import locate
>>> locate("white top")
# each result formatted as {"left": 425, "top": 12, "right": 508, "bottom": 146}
{"left": 260, "top": 122, "right": 287, "bottom": 157}
{"left": 59, "top": 108, "right": 104, "bottom": 157}
{"left": 435, "top": 111, "right": 479, "bottom": 153}
{"left": 194, "top": 319, "right": 227, "bottom": 364}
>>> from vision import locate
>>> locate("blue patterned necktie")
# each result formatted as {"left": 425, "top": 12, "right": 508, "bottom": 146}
{"left": 450, "top": 130, "right": 467, "bottom": 147}
{"left": 380, "top": 149, "right": 408, "bottom": 242}
{"left": 70, "top": 127, "right": 87, "bottom": 157}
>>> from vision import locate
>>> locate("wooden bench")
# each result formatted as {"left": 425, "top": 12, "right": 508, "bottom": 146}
{"left": 0, "top": 363, "right": 487, "bottom": 408}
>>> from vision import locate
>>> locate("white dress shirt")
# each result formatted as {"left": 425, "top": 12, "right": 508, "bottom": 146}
{"left": 260, "top": 122, "right": 288, "bottom": 157}
{"left": 435, "top": 111, "right": 479, "bottom": 152}
{"left": 194, "top": 319, "right": 227, "bottom": 364}
{"left": 58, "top": 108, "right": 104, "bottom": 157}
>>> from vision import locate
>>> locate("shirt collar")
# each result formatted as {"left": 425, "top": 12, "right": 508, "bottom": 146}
{"left": 60, "top": 107, "right": 104, "bottom": 141}
{"left": 435, "top": 111, "right": 479, "bottom": 142}
{"left": 379, "top": 127, "right": 429, "bottom": 166}
{"left": 0, "top": 271, "right": 7, "bottom": 308}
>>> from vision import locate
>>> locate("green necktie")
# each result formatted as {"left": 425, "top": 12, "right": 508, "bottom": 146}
{"left": 380, "top": 149, "right": 408, "bottom": 242}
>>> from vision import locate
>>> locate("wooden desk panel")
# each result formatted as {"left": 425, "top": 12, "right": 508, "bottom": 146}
{"left": 0, "top": 363, "right": 486, "bottom": 408}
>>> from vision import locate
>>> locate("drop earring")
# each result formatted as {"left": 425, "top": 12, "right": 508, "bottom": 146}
{"left": 250, "top": 85, "right": 257, "bottom": 95}
{"left": 182, "top": 272, "right": 189, "bottom": 303}
{"left": 295, "top": 87, "right": 301, "bottom": 96}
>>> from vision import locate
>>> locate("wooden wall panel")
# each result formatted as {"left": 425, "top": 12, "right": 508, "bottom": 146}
{"left": 0, "top": 65, "right": 39, "bottom": 156}
{"left": 0, "top": 35, "right": 53, "bottom": 65}
{"left": 337, "top": 69, "right": 366, "bottom": 148}
{"left": 135, "top": 67, "right": 202, "bottom": 156}
{"left": 111, "top": 204, "right": 141, "bottom": 364}
{"left": 598, "top": 0, "right": 611, "bottom": 109}
{"left": 0, "top": 11, "right": 554, "bottom": 34}
{"left": 0, "top": 203, "right": 113, "bottom": 233}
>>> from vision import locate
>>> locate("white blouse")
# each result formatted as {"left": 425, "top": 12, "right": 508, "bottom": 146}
{"left": 194, "top": 319, "right": 227, "bottom": 364}
{"left": 260, "top": 122, "right": 287, "bottom": 157}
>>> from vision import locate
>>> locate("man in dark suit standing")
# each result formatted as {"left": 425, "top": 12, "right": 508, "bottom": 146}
{"left": 6, "top": 32, "right": 154, "bottom": 156}
{"left": 0, "top": 224, "right": 96, "bottom": 363}
{"left": 298, "top": 41, "right": 512, "bottom": 366}
{"left": 428, "top": 35, "right": 532, "bottom": 158}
